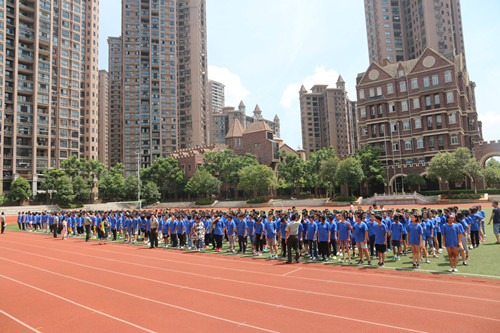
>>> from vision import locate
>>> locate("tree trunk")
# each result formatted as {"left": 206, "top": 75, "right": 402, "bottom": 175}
{"left": 314, "top": 186, "right": 318, "bottom": 198}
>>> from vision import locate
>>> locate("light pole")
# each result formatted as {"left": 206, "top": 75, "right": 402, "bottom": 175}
{"left": 137, "top": 150, "right": 141, "bottom": 209}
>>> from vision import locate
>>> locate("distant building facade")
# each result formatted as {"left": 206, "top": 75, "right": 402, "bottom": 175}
{"left": 210, "top": 101, "right": 280, "bottom": 145}
{"left": 299, "top": 76, "right": 355, "bottom": 159}
{"left": 98, "top": 70, "right": 109, "bottom": 169}
{"left": 356, "top": 48, "right": 482, "bottom": 192}
{"left": 364, "top": 0, "right": 466, "bottom": 65}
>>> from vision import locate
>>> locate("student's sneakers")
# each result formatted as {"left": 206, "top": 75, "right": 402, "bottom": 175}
{"left": 438, "top": 249, "right": 443, "bottom": 254}
{"left": 463, "top": 262, "right": 468, "bottom": 266}
{"left": 270, "top": 254, "right": 275, "bottom": 259}
{"left": 453, "top": 268, "right": 458, "bottom": 272}
{"left": 433, "top": 254, "right": 439, "bottom": 258}
{"left": 416, "top": 265, "right": 421, "bottom": 269}
{"left": 258, "top": 252, "right": 262, "bottom": 256}
{"left": 448, "top": 267, "right": 454, "bottom": 272}
{"left": 403, "top": 252, "right": 408, "bottom": 256}
{"left": 392, "top": 257, "right": 397, "bottom": 261}
{"left": 349, "top": 260, "right": 353, "bottom": 264}
{"left": 325, "top": 257, "right": 329, "bottom": 262}
{"left": 378, "top": 262, "right": 382, "bottom": 266}
{"left": 357, "top": 260, "right": 364, "bottom": 265}
{"left": 332, "top": 256, "right": 337, "bottom": 260}
{"left": 412, "top": 263, "right": 417, "bottom": 269}
{"left": 367, "top": 261, "right": 372, "bottom": 266}
{"left": 381, "top": 263, "right": 385, "bottom": 267}
{"left": 426, "top": 259, "right": 431, "bottom": 264}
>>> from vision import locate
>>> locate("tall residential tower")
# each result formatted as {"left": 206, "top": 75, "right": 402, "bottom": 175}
{"left": 364, "top": 0, "right": 466, "bottom": 65}
{"left": 109, "top": 0, "right": 207, "bottom": 174}
{"left": 0, "top": 0, "right": 99, "bottom": 193}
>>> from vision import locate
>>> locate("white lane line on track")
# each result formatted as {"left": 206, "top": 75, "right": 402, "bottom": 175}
{"left": 0, "top": 251, "right": 433, "bottom": 332}
{"left": 0, "top": 309, "right": 42, "bottom": 333}
{"left": 2, "top": 244, "right": 498, "bottom": 324}
{"left": 0, "top": 274, "right": 156, "bottom": 333}
{"left": 0, "top": 258, "right": 277, "bottom": 333}
{"left": 282, "top": 268, "right": 302, "bottom": 276}
{"left": 3, "top": 239, "right": 500, "bottom": 305}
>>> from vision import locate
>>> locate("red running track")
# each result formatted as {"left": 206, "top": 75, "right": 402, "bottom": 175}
{"left": 1, "top": 230, "right": 500, "bottom": 332}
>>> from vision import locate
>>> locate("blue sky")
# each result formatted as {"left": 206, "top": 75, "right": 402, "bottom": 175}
{"left": 99, "top": 0, "right": 500, "bottom": 150}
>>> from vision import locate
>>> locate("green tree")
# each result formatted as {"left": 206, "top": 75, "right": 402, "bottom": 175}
{"left": 463, "top": 158, "right": 484, "bottom": 194}
{"left": 98, "top": 168, "right": 125, "bottom": 201}
{"left": 277, "top": 151, "right": 306, "bottom": 197}
{"left": 335, "top": 157, "right": 364, "bottom": 197}
{"left": 55, "top": 175, "right": 75, "bottom": 206}
{"left": 8, "top": 177, "right": 31, "bottom": 203}
{"left": 40, "top": 169, "right": 66, "bottom": 202}
{"left": 141, "top": 157, "right": 185, "bottom": 200}
{"left": 141, "top": 181, "right": 161, "bottom": 204}
{"left": 237, "top": 164, "right": 277, "bottom": 197}
{"left": 123, "top": 174, "right": 140, "bottom": 200}
{"left": 227, "top": 153, "right": 259, "bottom": 197}
{"left": 185, "top": 169, "right": 222, "bottom": 199}
{"left": 426, "top": 152, "right": 464, "bottom": 194}
{"left": 319, "top": 156, "right": 340, "bottom": 197}
{"left": 356, "top": 145, "right": 386, "bottom": 195}
{"left": 404, "top": 173, "right": 426, "bottom": 192}
{"left": 306, "top": 147, "right": 337, "bottom": 197}
{"left": 485, "top": 166, "right": 500, "bottom": 187}
{"left": 73, "top": 175, "right": 91, "bottom": 202}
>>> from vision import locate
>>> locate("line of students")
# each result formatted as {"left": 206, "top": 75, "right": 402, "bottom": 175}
{"left": 14, "top": 204, "right": 489, "bottom": 272}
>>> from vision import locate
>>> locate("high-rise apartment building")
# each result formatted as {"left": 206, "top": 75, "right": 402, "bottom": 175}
{"left": 98, "top": 70, "right": 109, "bottom": 168}
{"left": 110, "top": 0, "right": 207, "bottom": 174}
{"left": 0, "top": 0, "right": 99, "bottom": 193}
{"left": 356, "top": 48, "right": 481, "bottom": 192}
{"left": 299, "top": 76, "right": 354, "bottom": 159}
{"left": 107, "top": 37, "right": 123, "bottom": 167}
{"left": 364, "top": 0, "right": 465, "bottom": 65}
{"left": 208, "top": 80, "right": 224, "bottom": 114}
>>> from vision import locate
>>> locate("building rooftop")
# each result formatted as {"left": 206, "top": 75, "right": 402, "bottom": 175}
{"left": 225, "top": 118, "right": 244, "bottom": 138}
{"left": 243, "top": 121, "right": 272, "bottom": 134}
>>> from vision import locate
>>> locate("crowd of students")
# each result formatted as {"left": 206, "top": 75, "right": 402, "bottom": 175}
{"left": 12, "top": 201, "right": 498, "bottom": 273}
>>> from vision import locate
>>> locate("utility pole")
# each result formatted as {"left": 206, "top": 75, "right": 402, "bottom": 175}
{"left": 137, "top": 150, "right": 141, "bottom": 209}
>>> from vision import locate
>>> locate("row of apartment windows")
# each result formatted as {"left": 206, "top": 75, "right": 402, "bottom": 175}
{"left": 358, "top": 71, "right": 453, "bottom": 99}
{"left": 359, "top": 91, "right": 455, "bottom": 118}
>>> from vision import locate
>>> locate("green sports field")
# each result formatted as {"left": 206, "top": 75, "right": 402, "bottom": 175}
{"left": 3, "top": 206, "right": 499, "bottom": 279}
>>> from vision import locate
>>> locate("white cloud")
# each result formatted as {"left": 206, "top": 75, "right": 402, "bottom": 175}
{"left": 280, "top": 66, "right": 340, "bottom": 111}
{"left": 208, "top": 65, "right": 250, "bottom": 107}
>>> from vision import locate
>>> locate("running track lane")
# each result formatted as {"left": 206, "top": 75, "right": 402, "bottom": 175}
{"left": 1, "top": 231, "right": 500, "bottom": 332}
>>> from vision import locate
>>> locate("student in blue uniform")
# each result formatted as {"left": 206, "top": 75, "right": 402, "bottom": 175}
{"left": 317, "top": 215, "right": 331, "bottom": 261}
{"left": 390, "top": 214, "right": 403, "bottom": 261}
{"left": 353, "top": 212, "right": 372, "bottom": 266}
{"left": 408, "top": 214, "right": 423, "bottom": 269}
{"left": 442, "top": 214, "right": 462, "bottom": 272}
{"left": 374, "top": 215, "right": 387, "bottom": 267}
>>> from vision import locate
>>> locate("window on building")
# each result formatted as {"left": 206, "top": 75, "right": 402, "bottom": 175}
{"left": 411, "top": 78, "right": 418, "bottom": 89}
{"left": 362, "top": 127, "right": 368, "bottom": 136}
{"left": 372, "top": 124, "right": 377, "bottom": 136}
{"left": 391, "top": 122, "right": 397, "bottom": 132}
{"left": 403, "top": 120, "right": 410, "bottom": 130}
{"left": 423, "top": 76, "right": 430, "bottom": 87}
{"left": 451, "top": 134, "right": 458, "bottom": 144}
{"left": 376, "top": 86, "right": 382, "bottom": 96}
{"left": 438, "top": 135, "right": 444, "bottom": 148}
{"left": 398, "top": 70, "right": 404, "bottom": 77}
{"left": 432, "top": 75, "right": 439, "bottom": 85}
{"left": 429, "top": 136, "right": 435, "bottom": 149}
{"left": 434, "top": 94, "right": 440, "bottom": 107}
{"left": 413, "top": 98, "right": 420, "bottom": 109}
{"left": 449, "top": 112, "right": 456, "bottom": 124}
{"left": 445, "top": 71, "right": 452, "bottom": 82}
{"left": 369, "top": 88, "right": 375, "bottom": 97}
{"left": 380, "top": 124, "right": 385, "bottom": 135}
{"left": 406, "top": 159, "right": 413, "bottom": 165}
{"left": 392, "top": 142, "right": 399, "bottom": 151}
{"left": 385, "top": 38, "right": 392, "bottom": 44}
{"left": 415, "top": 118, "right": 422, "bottom": 128}
{"left": 436, "top": 115, "right": 442, "bottom": 128}
{"left": 370, "top": 106, "right": 375, "bottom": 116}
{"left": 402, "top": 100, "right": 408, "bottom": 111}
{"left": 387, "top": 83, "right": 393, "bottom": 94}
{"left": 446, "top": 91, "right": 454, "bottom": 103}
{"left": 399, "top": 81, "right": 406, "bottom": 92}
{"left": 359, "top": 89, "right": 365, "bottom": 99}
{"left": 405, "top": 140, "right": 412, "bottom": 150}
{"left": 389, "top": 102, "right": 395, "bottom": 112}
{"left": 360, "top": 107, "right": 366, "bottom": 117}
{"left": 386, "top": 46, "right": 393, "bottom": 52}
{"left": 425, "top": 95, "right": 431, "bottom": 109}
{"left": 417, "top": 138, "right": 424, "bottom": 148}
